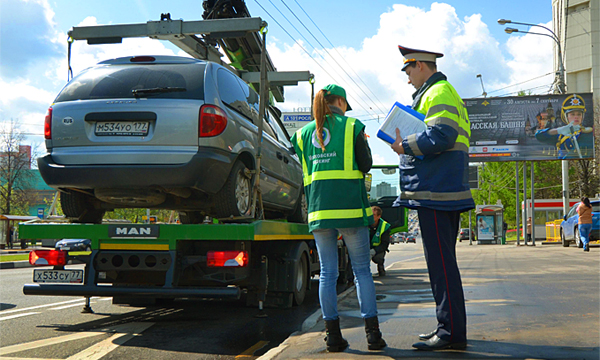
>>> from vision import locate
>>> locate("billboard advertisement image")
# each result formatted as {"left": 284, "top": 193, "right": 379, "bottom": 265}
{"left": 465, "top": 93, "right": 594, "bottom": 162}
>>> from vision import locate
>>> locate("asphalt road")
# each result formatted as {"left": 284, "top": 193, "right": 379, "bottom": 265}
{"left": 0, "top": 242, "right": 423, "bottom": 359}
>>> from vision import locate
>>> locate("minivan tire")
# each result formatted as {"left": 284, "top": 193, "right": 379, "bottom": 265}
{"left": 61, "top": 191, "right": 105, "bottom": 224}
{"left": 214, "top": 160, "right": 252, "bottom": 218}
{"left": 287, "top": 189, "right": 307, "bottom": 224}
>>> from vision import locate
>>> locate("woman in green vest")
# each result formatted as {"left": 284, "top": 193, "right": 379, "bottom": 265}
{"left": 290, "top": 84, "right": 386, "bottom": 352}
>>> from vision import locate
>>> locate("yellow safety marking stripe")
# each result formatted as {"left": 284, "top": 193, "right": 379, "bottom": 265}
{"left": 254, "top": 234, "right": 315, "bottom": 241}
{"left": 100, "top": 244, "right": 169, "bottom": 250}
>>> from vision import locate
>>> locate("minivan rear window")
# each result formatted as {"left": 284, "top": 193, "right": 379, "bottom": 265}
{"left": 55, "top": 63, "right": 206, "bottom": 102}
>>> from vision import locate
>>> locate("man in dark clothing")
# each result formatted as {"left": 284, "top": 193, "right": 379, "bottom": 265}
{"left": 369, "top": 206, "right": 390, "bottom": 276}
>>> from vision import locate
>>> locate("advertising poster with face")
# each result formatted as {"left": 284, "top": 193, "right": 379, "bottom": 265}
{"left": 477, "top": 215, "right": 495, "bottom": 240}
{"left": 464, "top": 93, "right": 594, "bottom": 161}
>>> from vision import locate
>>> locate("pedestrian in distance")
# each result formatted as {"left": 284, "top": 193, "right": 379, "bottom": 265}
{"left": 290, "top": 84, "right": 386, "bottom": 352}
{"left": 526, "top": 217, "right": 532, "bottom": 245}
{"left": 391, "top": 45, "right": 474, "bottom": 351}
{"left": 577, "top": 197, "right": 593, "bottom": 252}
{"left": 369, "top": 206, "right": 391, "bottom": 277}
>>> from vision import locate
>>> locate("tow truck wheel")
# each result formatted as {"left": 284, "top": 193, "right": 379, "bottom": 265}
{"left": 215, "top": 160, "right": 252, "bottom": 218}
{"left": 575, "top": 227, "right": 582, "bottom": 248}
{"left": 561, "top": 230, "right": 570, "bottom": 247}
{"left": 293, "top": 252, "right": 308, "bottom": 306}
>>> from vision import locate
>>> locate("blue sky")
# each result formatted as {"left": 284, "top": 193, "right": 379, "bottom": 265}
{"left": 1, "top": 0, "right": 556, "bottom": 164}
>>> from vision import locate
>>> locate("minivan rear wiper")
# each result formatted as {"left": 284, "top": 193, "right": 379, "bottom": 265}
{"left": 132, "top": 87, "right": 187, "bottom": 97}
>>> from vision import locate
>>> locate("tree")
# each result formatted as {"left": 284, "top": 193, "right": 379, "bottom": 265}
{"left": 0, "top": 120, "right": 36, "bottom": 215}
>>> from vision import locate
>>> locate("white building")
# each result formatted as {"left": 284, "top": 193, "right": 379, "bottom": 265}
{"left": 553, "top": 0, "right": 600, "bottom": 100}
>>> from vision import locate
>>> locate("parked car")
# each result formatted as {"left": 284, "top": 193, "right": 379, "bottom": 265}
{"left": 38, "top": 56, "right": 306, "bottom": 224}
{"left": 560, "top": 200, "right": 600, "bottom": 247}
{"left": 55, "top": 238, "right": 92, "bottom": 252}
{"left": 405, "top": 234, "right": 416, "bottom": 243}
{"left": 458, "top": 228, "right": 474, "bottom": 242}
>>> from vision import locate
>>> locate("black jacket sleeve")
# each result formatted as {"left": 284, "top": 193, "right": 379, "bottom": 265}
{"left": 355, "top": 130, "right": 372, "bottom": 174}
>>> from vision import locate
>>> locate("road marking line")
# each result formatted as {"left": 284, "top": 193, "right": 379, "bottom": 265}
{"left": 236, "top": 340, "right": 269, "bottom": 358}
{"left": 386, "top": 255, "right": 425, "bottom": 270}
{"left": 51, "top": 302, "right": 92, "bottom": 310}
{"left": 0, "top": 331, "right": 106, "bottom": 355}
{"left": 0, "top": 312, "right": 40, "bottom": 321}
{"left": 65, "top": 322, "right": 154, "bottom": 360}
{"left": 0, "top": 298, "right": 102, "bottom": 315}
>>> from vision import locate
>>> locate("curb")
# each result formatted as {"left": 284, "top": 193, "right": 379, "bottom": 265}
{"left": 0, "top": 261, "right": 33, "bottom": 269}
{"left": 258, "top": 282, "right": 359, "bottom": 360}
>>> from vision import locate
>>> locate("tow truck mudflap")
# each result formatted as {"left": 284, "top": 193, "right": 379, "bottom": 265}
{"left": 23, "top": 284, "right": 241, "bottom": 299}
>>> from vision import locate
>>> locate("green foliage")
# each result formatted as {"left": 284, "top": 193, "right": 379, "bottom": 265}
{"left": 103, "top": 208, "right": 175, "bottom": 223}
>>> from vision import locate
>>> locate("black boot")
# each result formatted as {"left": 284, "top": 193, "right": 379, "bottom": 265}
{"left": 324, "top": 318, "right": 348, "bottom": 352}
{"left": 364, "top": 316, "right": 387, "bottom": 350}
{"left": 377, "top": 263, "right": 386, "bottom": 277}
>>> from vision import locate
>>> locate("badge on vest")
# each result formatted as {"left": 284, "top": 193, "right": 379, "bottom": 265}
{"left": 311, "top": 128, "right": 331, "bottom": 147}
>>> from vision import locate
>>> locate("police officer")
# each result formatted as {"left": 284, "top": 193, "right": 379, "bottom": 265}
{"left": 291, "top": 84, "right": 386, "bottom": 352}
{"left": 535, "top": 94, "right": 594, "bottom": 159}
{"left": 391, "top": 46, "right": 475, "bottom": 351}
{"left": 369, "top": 206, "right": 390, "bottom": 276}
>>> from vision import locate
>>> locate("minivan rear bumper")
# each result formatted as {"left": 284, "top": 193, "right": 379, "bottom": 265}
{"left": 38, "top": 148, "right": 236, "bottom": 194}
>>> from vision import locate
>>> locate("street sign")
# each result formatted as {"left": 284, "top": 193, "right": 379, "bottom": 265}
{"left": 37, "top": 208, "right": 44, "bottom": 219}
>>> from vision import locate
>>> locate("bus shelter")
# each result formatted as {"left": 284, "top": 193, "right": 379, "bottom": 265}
{"left": 476, "top": 205, "right": 505, "bottom": 245}
{"left": 0, "top": 215, "right": 38, "bottom": 249}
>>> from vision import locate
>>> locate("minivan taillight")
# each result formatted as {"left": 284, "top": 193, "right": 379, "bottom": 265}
{"left": 44, "top": 107, "right": 52, "bottom": 139}
{"left": 199, "top": 105, "right": 228, "bottom": 137}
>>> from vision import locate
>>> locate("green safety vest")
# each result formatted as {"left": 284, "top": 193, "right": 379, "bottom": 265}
{"left": 371, "top": 219, "right": 391, "bottom": 247}
{"left": 291, "top": 114, "right": 373, "bottom": 231}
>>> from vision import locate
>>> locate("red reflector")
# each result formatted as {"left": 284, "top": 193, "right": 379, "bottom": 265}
{"left": 130, "top": 56, "right": 156, "bottom": 62}
{"left": 207, "top": 251, "right": 248, "bottom": 267}
{"left": 29, "top": 250, "right": 67, "bottom": 266}
{"left": 199, "top": 105, "right": 228, "bottom": 137}
{"left": 44, "top": 107, "right": 52, "bottom": 139}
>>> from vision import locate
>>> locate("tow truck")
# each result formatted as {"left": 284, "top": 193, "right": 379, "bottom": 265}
{"left": 21, "top": 1, "right": 407, "bottom": 311}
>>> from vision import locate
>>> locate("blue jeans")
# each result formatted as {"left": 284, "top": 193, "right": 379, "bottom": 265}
{"left": 579, "top": 224, "right": 592, "bottom": 249}
{"left": 312, "top": 227, "right": 378, "bottom": 321}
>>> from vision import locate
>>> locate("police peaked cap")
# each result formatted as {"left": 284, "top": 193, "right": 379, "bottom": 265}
{"left": 398, "top": 45, "right": 443, "bottom": 71}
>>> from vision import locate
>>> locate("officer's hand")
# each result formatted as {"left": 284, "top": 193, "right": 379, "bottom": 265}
{"left": 391, "top": 128, "right": 404, "bottom": 155}
{"left": 369, "top": 248, "right": 376, "bottom": 259}
{"left": 557, "top": 124, "right": 580, "bottom": 136}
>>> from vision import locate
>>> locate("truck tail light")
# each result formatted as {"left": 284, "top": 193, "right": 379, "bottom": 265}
{"left": 44, "top": 107, "right": 52, "bottom": 139}
{"left": 199, "top": 105, "right": 227, "bottom": 137}
{"left": 207, "top": 251, "right": 248, "bottom": 267}
{"left": 29, "top": 250, "right": 67, "bottom": 266}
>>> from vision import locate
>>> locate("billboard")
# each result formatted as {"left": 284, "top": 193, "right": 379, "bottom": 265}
{"left": 465, "top": 93, "right": 594, "bottom": 162}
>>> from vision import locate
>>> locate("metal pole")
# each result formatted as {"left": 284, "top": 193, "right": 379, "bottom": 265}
{"left": 531, "top": 161, "right": 536, "bottom": 246}
{"left": 561, "top": 160, "right": 570, "bottom": 217}
{"left": 523, "top": 162, "right": 527, "bottom": 244}
{"left": 251, "top": 25, "right": 269, "bottom": 219}
{"left": 469, "top": 210, "right": 473, "bottom": 245}
{"left": 516, "top": 162, "right": 520, "bottom": 246}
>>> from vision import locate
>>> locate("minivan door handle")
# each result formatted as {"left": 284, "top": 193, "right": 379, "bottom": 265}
{"left": 283, "top": 156, "right": 289, "bottom": 164}
{"left": 276, "top": 151, "right": 283, "bottom": 160}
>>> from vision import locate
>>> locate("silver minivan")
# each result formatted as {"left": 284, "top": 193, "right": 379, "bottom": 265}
{"left": 39, "top": 56, "right": 305, "bottom": 223}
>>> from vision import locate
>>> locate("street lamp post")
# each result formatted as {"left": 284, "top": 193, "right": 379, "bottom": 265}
{"left": 476, "top": 74, "right": 487, "bottom": 97}
{"left": 499, "top": 19, "right": 570, "bottom": 218}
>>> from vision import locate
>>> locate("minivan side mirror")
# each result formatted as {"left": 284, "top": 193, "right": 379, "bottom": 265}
{"left": 563, "top": 215, "right": 567, "bottom": 220}
{"left": 287, "top": 146, "right": 296, "bottom": 155}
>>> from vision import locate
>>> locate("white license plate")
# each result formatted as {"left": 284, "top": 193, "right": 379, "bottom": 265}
{"left": 33, "top": 269, "right": 84, "bottom": 284}
{"left": 95, "top": 121, "right": 149, "bottom": 136}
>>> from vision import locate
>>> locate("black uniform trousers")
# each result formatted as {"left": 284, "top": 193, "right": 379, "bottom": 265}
{"left": 417, "top": 207, "right": 466, "bottom": 343}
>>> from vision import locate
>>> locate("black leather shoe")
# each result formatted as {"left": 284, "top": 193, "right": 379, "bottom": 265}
{"left": 412, "top": 335, "right": 467, "bottom": 351}
{"left": 418, "top": 329, "right": 437, "bottom": 340}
